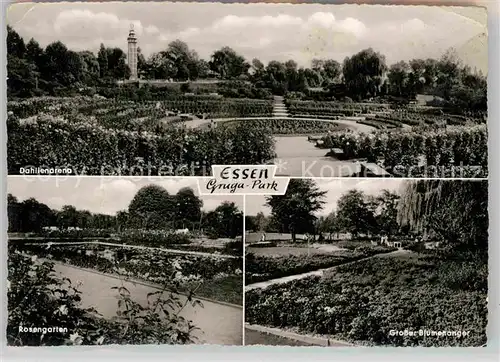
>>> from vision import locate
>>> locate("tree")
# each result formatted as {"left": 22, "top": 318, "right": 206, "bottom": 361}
{"left": 254, "top": 212, "right": 268, "bottom": 232}
{"left": 17, "top": 198, "right": 56, "bottom": 232}
{"left": 173, "top": 187, "right": 203, "bottom": 229}
{"left": 343, "top": 48, "right": 387, "bottom": 100}
{"left": 245, "top": 216, "right": 257, "bottom": 233}
{"left": 209, "top": 46, "right": 250, "bottom": 79}
{"left": 398, "top": 180, "right": 488, "bottom": 256}
{"left": 106, "top": 47, "right": 130, "bottom": 80}
{"left": 266, "top": 179, "right": 326, "bottom": 242}
{"left": 57, "top": 205, "right": 80, "bottom": 229}
{"left": 116, "top": 211, "right": 129, "bottom": 232}
{"left": 128, "top": 185, "right": 174, "bottom": 229}
{"left": 336, "top": 190, "right": 376, "bottom": 238}
{"left": 203, "top": 202, "right": 243, "bottom": 238}
{"left": 25, "top": 38, "right": 44, "bottom": 71}
{"left": 79, "top": 51, "right": 100, "bottom": 84}
{"left": 197, "top": 59, "right": 210, "bottom": 79}
{"left": 137, "top": 47, "right": 147, "bottom": 78}
{"left": 375, "top": 190, "right": 400, "bottom": 236}
{"left": 7, "top": 25, "right": 26, "bottom": 58}
{"left": 158, "top": 40, "right": 200, "bottom": 81}
{"left": 312, "top": 58, "right": 341, "bottom": 86}
{"left": 7, "top": 55, "right": 38, "bottom": 97}
{"left": 387, "top": 61, "right": 410, "bottom": 96}
{"left": 97, "top": 43, "right": 108, "bottom": 78}
{"left": 7, "top": 194, "right": 21, "bottom": 232}
{"left": 318, "top": 211, "right": 340, "bottom": 240}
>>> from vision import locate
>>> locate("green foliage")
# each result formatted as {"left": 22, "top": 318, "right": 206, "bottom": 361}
{"left": 221, "top": 118, "right": 347, "bottom": 135}
{"left": 203, "top": 202, "right": 243, "bottom": 239}
{"left": 13, "top": 243, "right": 243, "bottom": 305}
{"left": 398, "top": 180, "right": 488, "bottom": 254}
{"left": 266, "top": 179, "right": 327, "bottom": 242}
{"left": 8, "top": 115, "right": 276, "bottom": 175}
{"left": 319, "top": 125, "right": 487, "bottom": 176}
{"left": 287, "top": 99, "right": 389, "bottom": 117}
{"left": 343, "top": 48, "right": 388, "bottom": 100}
{"left": 7, "top": 251, "right": 201, "bottom": 345}
{"left": 245, "top": 255, "right": 487, "bottom": 346}
{"left": 336, "top": 190, "right": 377, "bottom": 236}
{"left": 245, "top": 247, "right": 394, "bottom": 284}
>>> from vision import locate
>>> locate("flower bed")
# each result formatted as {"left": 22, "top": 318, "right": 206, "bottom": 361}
{"left": 221, "top": 119, "right": 348, "bottom": 135}
{"left": 245, "top": 246, "right": 395, "bottom": 284}
{"left": 8, "top": 96, "right": 273, "bottom": 121}
{"left": 13, "top": 243, "right": 243, "bottom": 305}
{"left": 357, "top": 118, "right": 401, "bottom": 130}
{"left": 318, "top": 125, "right": 487, "bottom": 176}
{"left": 245, "top": 255, "right": 487, "bottom": 346}
{"left": 372, "top": 110, "right": 481, "bottom": 127}
{"left": 286, "top": 100, "right": 390, "bottom": 117}
{"left": 7, "top": 251, "right": 200, "bottom": 346}
{"left": 8, "top": 116, "right": 275, "bottom": 175}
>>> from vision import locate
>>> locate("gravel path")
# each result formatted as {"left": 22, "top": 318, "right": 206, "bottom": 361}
{"left": 245, "top": 250, "right": 401, "bottom": 291}
{"left": 52, "top": 263, "right": 243, "bottom": 345}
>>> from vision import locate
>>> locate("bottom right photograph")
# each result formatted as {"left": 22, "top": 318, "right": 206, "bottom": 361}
{"left": 244, "top": 179, "right": 488, "bottom": 347}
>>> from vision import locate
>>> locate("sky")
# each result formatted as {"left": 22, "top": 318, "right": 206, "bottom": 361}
{"left": 245, "top": 178, "right": 405, "bottom": 217}
{"left": 8, "top": 177, "right": 244, "bottom": 215}
{"left": 6, "top": 2, "right": 488, "bottom": 73}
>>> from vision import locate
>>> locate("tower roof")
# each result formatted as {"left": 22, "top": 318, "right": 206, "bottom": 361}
{"left": 128, "top": 24, "right": 137, "bottom": 40}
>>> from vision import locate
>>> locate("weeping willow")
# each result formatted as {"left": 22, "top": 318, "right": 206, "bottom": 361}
{"left": 397, "top": 180, "right": 488, "bottom": 252}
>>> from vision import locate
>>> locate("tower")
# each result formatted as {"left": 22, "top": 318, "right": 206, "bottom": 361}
{"left": 127, "top": 24, "right": 138, "bottom": 80}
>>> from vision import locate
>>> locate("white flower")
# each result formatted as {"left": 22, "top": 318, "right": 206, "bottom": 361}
{"left": 69, "top": 332, "right": 83, "bottom": 345}
{"left": 27, "top": 271, "right": 36, "bottom": 278}
{"left": 58, "top": 305, "right": 68, "bottom": 315}
{"left": 31, "top": 255, "right": 38, "bottom": 262}
{"left": 172, "top": 260, "right": 182, "bottom": 271}
{"left": 96, "top": 336, "right": 105, "bottom": 345}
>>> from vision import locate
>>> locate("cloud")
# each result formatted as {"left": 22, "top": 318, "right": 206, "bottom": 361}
{"left": 156, "top": 179, "right": 199, "bottom": 195}
{"left": 8, "top": 3, "right": 487, "bottom": 72}
{"left": 88, "top": 179, "right": 138, "bottom": 214}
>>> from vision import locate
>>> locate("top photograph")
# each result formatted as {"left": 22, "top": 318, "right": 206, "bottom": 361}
{"left": 6, "top": 2, "right": 488, "bottom": 178}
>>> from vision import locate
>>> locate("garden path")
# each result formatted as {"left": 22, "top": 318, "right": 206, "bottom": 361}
{"left": 52, "top": 263, "right": 243, "bottom": 345}
{"left": 245, "top": 250, "right": 401, "bottom": 291}
{"left": 23, "top": 240, "right": 238, "bottom": 259}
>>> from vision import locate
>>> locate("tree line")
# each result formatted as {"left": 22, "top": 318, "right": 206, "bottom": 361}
{"left": 246, "top": 179, "right": 400, "bottom": 242}
{"left": 246, "top": 179, "right": 487, "bottom": 254}
{"left": 7, "top": 25, "right": 486, "bottom": 111}
{"left": 7, "top": 184, "right": 243, "bottom": 239}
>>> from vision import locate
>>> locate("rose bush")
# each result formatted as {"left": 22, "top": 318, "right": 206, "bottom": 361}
{"left": 8, "top": 251, "right": 201, "bottom": 346}
{"left": 13, "top": 243, "right": 243, "bottom": 305}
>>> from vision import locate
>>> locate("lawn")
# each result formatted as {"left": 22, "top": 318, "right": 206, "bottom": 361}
{"left": 245, "top": 246, "right": 395, "bottom": 285}
{"left": 246, "top": 232, "right": 306, "bottom": 243}
{"left": 246, "top": 245, "right": 343, "bottom": 257}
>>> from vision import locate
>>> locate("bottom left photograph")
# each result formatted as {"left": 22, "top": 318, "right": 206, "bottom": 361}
{"left": 7, "top": 177, "right": 244, "bottom": 346}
